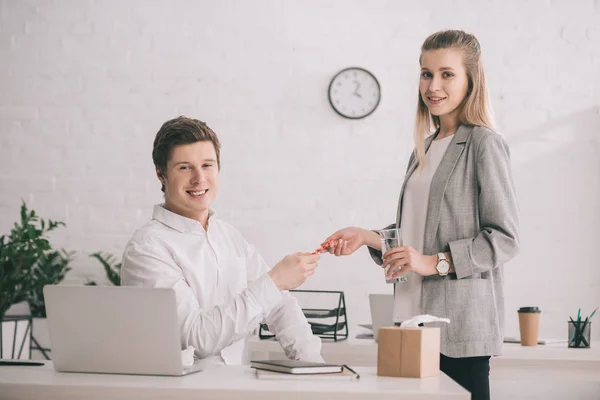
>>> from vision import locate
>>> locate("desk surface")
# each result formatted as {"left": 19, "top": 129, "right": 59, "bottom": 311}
{"left": 0, "top": 362, "right": 469, "bottom": 400}
{"left": 249, "top": 337, "right": 600, "bottom": 368}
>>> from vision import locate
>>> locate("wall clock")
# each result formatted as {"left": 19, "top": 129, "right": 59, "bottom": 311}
{"left": 328, "top": 67, "right": 381, "bottom": 119}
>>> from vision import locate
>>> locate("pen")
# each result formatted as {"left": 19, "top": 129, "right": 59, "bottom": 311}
{"left": 343, "top": 364, "right": 360, "bottom": 379}
{"left": 572, "top": 309, "right": 582, "bottom": 343}
{"left": 578, "top": 317, "right": 590, "bottom": 347}
{"left": 571, "top": 316, "right": 578, "bottom": 344}
{"left": 578, "top": 306, "right": 599, "bottom": 348}
{"left": 0, "top": 360, "right": 44, "bottom": 366}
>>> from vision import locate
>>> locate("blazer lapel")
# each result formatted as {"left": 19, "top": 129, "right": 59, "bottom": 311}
{"left": 422, "top": 125, "right": 472, "bottom": 254}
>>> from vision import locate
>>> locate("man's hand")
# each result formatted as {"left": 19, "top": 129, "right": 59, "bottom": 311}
{"left": 268, "top": 253, "right": 320, "bottom": 291}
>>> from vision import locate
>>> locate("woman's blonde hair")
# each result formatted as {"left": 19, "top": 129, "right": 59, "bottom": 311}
{"left": 414, "top": 30, "right": 494, "bottom": 171}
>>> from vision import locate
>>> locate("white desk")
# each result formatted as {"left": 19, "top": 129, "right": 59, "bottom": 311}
{"left": 249, "top": 338, "right": 600, "bottom": 400}
{"left": 249, "top": 337, "right": 600, "bottom": 367}
{"left": 0, "top": 362, "right": 469, "bottom": 400}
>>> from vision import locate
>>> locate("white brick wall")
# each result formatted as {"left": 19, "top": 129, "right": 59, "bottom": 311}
{"left": 1, "top": 0, "right": 599, "bottom": 341}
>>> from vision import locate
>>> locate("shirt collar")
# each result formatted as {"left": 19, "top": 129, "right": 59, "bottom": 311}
{"left": 152, "top": 204, "right": 216, "bottom": 234}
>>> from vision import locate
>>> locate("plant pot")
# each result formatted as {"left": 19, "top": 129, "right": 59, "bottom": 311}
{"left": 1, "top": 302, "right": 32, "bottom": 360}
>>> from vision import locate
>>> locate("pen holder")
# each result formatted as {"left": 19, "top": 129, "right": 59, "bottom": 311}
{"left": 568, "top": 320, "right": 591, "bottom": 348}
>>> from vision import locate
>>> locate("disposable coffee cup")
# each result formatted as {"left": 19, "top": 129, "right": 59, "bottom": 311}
{"left": 518, "top": 306, "right": 541, "bottom": 346}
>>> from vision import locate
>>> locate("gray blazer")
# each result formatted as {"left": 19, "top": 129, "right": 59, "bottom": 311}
{"left": 369, "top": 124, "right": 519, "bottom": 358}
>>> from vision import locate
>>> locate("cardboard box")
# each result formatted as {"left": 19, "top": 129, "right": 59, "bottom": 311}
{"left": 377, "top": 326, "right": 440, "bottom": 378}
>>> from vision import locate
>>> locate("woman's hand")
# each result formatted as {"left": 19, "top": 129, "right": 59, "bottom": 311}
{"left": 382, "top": 246, "right": 438, "bottom": 278}
{"left": 320, "top": 227, "right": 378, "bottom": 256}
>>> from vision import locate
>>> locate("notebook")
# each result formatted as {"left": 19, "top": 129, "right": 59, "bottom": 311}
{"left": 503, "top": 336, "right": 568, "bottom": 345}
{"left": 254, "top": 366, "right": 359, "bottom": 381}
{"left": 43, "top": 285, "right": 203, "bottom": 376}
{"left": 250, "top": 359, "right": 343, "bottom": 374}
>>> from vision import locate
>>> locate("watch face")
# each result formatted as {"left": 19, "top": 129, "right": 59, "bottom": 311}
{"left": 328, "top": 67, "right": 381, "bottom": 119}
{"left": 437, "top": 260, "right": 450, "bottom": 273}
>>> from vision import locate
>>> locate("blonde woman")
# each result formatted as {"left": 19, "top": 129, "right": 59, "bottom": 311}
{"left": 321, "top": 30, "right": 519, "bottom": 400}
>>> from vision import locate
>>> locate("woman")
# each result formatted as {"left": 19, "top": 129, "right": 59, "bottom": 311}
{"left": 320, "top": 30, "right": 519, "bottom": 400}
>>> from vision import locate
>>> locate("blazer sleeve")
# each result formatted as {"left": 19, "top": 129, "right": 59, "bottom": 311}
{"left": 449, "top": 134, "right": 520, "bottom": 278}
{"left": 368, "top": 223, "right": 395, "bottom": 265}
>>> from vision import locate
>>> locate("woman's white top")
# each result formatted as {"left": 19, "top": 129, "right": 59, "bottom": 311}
{"left": 394, "top": 134, "right": 454, "bottom": 323}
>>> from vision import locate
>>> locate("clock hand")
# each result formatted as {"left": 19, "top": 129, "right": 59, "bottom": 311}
{"left": 352, "top": 81, "right": 362, "bottom": 98}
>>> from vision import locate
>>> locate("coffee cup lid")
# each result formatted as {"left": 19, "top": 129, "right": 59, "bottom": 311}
{"left": 518, "top": 306, "right": 541, "bottom": 313}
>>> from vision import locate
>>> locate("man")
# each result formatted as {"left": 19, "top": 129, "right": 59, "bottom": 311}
{"left": 121, "top": 116, "right": 323, "bottom": 366}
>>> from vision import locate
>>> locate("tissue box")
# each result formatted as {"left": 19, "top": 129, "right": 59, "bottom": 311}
{"left": 377, "top": 326, "right": 440, "bottom": 378}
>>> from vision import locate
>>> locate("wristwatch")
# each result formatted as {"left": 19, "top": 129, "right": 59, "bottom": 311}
{"left": 436, "top": 253, "right": 450, "bottom": 276}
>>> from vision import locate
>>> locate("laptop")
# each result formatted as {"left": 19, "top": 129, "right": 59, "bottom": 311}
{"left": 368, "top": 293, "right": 395, "bottom": 342}
{"left": 43, "top": 285, "right": 203, "bottom": 376}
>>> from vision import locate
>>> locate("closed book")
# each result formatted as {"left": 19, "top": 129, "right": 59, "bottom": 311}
{"left": 503, "top": 336, "right": 567, "bottom": 345}
{"left": 255, "top": 366, "right": 359, "bottom": 381}
{"left": 250, "top": 359, "right": 343, "bottom": 374}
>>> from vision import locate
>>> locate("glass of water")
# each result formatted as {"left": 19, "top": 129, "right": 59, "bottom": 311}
{"left": 378, "top": 228, "right": 407, "bottom": 284}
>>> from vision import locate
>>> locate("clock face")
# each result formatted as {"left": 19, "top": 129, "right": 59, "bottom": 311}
{"left": 328, "top": 67, "right": 381, "bottom": 119}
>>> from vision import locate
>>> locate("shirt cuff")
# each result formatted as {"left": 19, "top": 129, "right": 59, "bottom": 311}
{"left": 248, "top": 273, "right": 283, "bottom": 312}
{"left": 298, "top": 352, "right": 325, "bottom": 363}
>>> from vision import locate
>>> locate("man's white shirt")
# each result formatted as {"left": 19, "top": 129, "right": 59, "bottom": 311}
{"left": 121, "top": 205, "right": 323, "bottom": 365}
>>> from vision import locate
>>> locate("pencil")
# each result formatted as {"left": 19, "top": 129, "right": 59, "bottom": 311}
{"left": 573, "top": 308, "right": 582, "bottom": 343}
{"left": 343, "top": 364, "right": 360, "bottom": 379}
{"left": 577, "top": 317, "right": 590, "bottom": 347}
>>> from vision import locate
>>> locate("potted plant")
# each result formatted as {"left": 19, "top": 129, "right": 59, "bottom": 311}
{"left": 0, "top": 201, "right": 72, "bottom": 359}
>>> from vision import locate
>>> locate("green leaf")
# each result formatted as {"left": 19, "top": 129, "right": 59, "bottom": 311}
{"left": 90, "top": 252, "right": 121, "bottom": 286}
{"left": 1, "top": 201, "right": 70, "bottom": 319}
